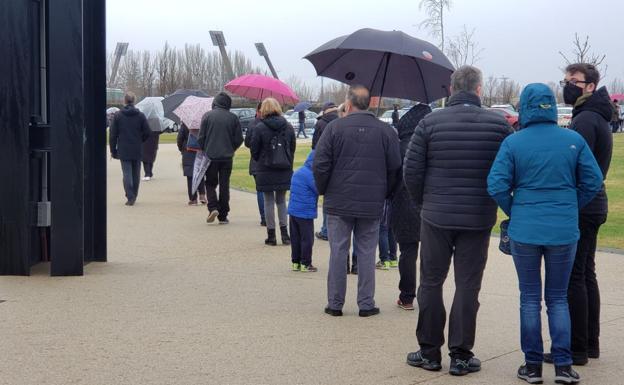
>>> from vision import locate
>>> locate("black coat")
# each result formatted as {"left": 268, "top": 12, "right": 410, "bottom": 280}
{"left": 142, "top": 131, "right": 160, "bottom": 163}
{"left": 403, "top": 91, "right": 511, "bottom": 230}
{"left": 244, "top": 117, "right": 262, "bottom": 176}
{"left": 109, "top": 105, "right": 151, "bottom": 161}
{"left": 197, "top": 92, "right": 243, "bottom": 161}
{"left": 176, "top": 125, "right": 198, "bottom": 177}
{"left": 570, "top": 86, "right": 613, "bottom": 216}
{"left": 250, "top": 115, "right": 296, "bottom": 192}
{"left": 314, "top": 110, "right": 402, "bottom": 219}
{"left": 390, "top": 104, "right": 431, "bottom": 243}
{"left": 311, "top": 110, "right": 339, "bottom": 149}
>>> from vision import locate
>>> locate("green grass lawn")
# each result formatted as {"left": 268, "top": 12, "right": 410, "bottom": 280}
{"left": 229, "top": 135, "right": 624, "bottom": 250}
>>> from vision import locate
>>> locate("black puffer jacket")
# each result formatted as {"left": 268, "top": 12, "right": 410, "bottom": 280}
{"left": 198, "top": 92, "right": 243, "bottom": 160}
{"left": 403, "top": 91, "right": 511, "bottom": 230}
{"left": 250, "top": 115, "right": 296, "bottom": 192}
{"left": 570, "top": 86, "right": 613, "bottom": 216}
{"left": 109, "top": 104, "right": 151, "bottom": 161}
{"left": 311, "top": 109, "right": 339, "bottom": 149}
{"left": 390, "top": 104, "right": 431, "bottom": 243}
{"left": 176, "top": 124, "right": 197, "bottom": 177}
{"left": 314, "top": 110, "right": 402, "bottom": 219}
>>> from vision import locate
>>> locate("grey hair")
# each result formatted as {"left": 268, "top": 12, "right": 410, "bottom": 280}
{"left": 347, "top": 85, "right": 371, "bottom": 111}
{"left": 124, "top": 91, "right": 136, "bottom": 105}
{"left": 450, "top": 66, "right": 483, "bottom": 94}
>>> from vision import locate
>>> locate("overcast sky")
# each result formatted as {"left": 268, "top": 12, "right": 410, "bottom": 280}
{"left": 107, "top": 0, "right": 623, "bottom": 92}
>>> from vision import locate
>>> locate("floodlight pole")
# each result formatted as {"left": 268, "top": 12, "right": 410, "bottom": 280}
{"left": 210, "top": 30, "right": 235, "bottom": 81}
{"left": 109, "top": 42, "right": 128, "bottom": 87}
{"left": 255, "top": 42, "right": 279, "bottom": 79}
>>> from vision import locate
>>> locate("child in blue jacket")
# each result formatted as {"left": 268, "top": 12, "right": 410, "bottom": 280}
{"left": 288, "top": 150, "right": 319, "bottom": 272}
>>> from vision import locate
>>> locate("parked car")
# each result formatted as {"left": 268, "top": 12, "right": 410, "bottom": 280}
{"left": 557, "top": 106, "right": 573, "bottom": 128}
{"left": 285, "top": 110, "right": 318, "bottom": 134}
{"left": 231, "top": 108, "right": 256, "bottom": 134}
{"left": 491, "top": 104, "right": 517, "bottom": 112}
{"left": 487, "top": 108, "right": 519, "bottom": 130}
{"left": 378, "top": 108, "right": 409, "bottom": 125}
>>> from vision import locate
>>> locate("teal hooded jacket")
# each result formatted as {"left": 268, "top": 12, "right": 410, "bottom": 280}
{"left": 487, "top": 83, "right": 603, "bottom": 246}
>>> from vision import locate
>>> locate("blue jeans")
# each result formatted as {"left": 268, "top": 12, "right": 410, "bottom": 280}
{"left": 319, "top": 209, "right": 328, "bottom": 237}
{"left": 256, "top": 191, "right": 265, "bottom": 223}
{"left": 378, "top": 221, "right": 397, "bottom": 262}
{"left": 511, "top": 240, "right": 577, "bottom": 366}
{"left": 297, "top": 122, "right": 307, "bottom": 138}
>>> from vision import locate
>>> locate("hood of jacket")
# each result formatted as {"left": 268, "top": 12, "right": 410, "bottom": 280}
{"left": 573, "top": 86, "right": 614, "bottom": 122}
{"left": 121, "top": 104, "right": 141, "bottom": 116}
{"left": 518, "top": 83, "right": 557, "bottom": 128}
{"left": 304, "top": 150, "right": 315, "bottom": 169}
{"left": 262, "top": 114, "right": 289, "bottom": 132}
{"left": 319, "top": 110, "right": 339, "bottom": 123}
{"left": 213, "top": 92, "right": 232, "bottom": 110}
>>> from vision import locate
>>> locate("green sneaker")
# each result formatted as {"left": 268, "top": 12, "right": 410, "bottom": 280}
{"left": 292, "top": 263, "right": 301, "bottom": 271}
{"left": 376, "top": 261, "right": 390, "bottom": 270}
{"left": 389, "top": 260, "right": 398, "bottom": 268}
{"left": 300, "top": 264, "right": 318, "bottom": 272}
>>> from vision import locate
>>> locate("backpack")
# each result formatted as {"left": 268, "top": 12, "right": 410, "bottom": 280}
{"left": 265, "top": 129, "right": 292, "bottom": 169}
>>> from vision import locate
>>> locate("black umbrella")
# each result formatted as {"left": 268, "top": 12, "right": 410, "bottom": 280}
{"left": 162, "top": 89, "right": 210, "bottom": 123}
{"left": 304, "top": 28, "right": 455, "bottom": 103}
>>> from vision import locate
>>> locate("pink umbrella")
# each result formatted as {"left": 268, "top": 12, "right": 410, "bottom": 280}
{"left": 225, "top": 74, "right": 299, "bottom": 105}
{"left": 611, "top": 93, "right": 624, "bottom": 102}
{"left": 173, "top": 96, "right": 214, "bottom": 130}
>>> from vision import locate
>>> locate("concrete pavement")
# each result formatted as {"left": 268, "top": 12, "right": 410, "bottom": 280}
{"left": 1, "top": 144, "right": 623, "bottom": 385}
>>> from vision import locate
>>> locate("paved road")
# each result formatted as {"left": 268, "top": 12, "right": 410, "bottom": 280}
{"left": 1, "top": 144, "right": 623, "bottom": 385}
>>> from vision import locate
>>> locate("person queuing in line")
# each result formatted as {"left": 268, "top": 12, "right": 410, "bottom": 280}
{"left": 250, "top": 97, "right": 296, "bottom": 246}
{"left": 109, "top": 92, "right": 151, "bottom": 206}
{"left": 391, "top": 104, "right": 400, "bottom": 127}
{"left": 314, "top": 85, "right": 401, "bottom": 318}
{"left": 611, "top": 99, "right": 621, "bottom": 133}
{"left": 297, "top": 109, "right": 308, "bottom": 139}
{"left": 403, "top": 66, "right": 511, "bottom": 376}
{"left": 198, "top": 92, "right": 244, "bottom": 225}
{"left": 141, "top": 130, "right": 161, "bottom": 181}
{"left": 375, "top": 200, "right": 397, "bottom": 270}
{"left": 390, "top": 103, "right": 432, "bottom": 311}
{"left": 312, "top": 101, "right": 340, "bottom": 241}
{"left": 488, "top": 83, "right": 603, "bottom": 384}
{"left": 245, "top": 102, "right": 266, "bottom": 226}
{"left": 545, "top": 63, "right": 613, "bottom": 367}
{"left": 288, "top": 150, "right": 319, "bottom": 272}
{"left": 176, "top": 123, "right": 207, "bottom": 205}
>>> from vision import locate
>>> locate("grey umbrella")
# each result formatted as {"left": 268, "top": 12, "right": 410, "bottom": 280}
{"left": 304, "top": 28, "right": 455, "bottom": 103}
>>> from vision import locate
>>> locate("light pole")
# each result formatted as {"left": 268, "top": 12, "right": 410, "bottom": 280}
{"left": 210, "top": 30, "right": 235, "bottom": 82}
{"left": 109, "top": 42, "right": 128, "bottom": 87}
{"left": 255, "top": 42, "right": 279, "bottom": 79}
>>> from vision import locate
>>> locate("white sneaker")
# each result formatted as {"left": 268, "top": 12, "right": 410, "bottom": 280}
{"left": 142, "top": 176, "right": 151, "bottom": 181}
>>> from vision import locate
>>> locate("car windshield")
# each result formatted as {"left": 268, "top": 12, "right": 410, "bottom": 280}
{"left": 558, "top": 107, "right": 573, "bottom": 115}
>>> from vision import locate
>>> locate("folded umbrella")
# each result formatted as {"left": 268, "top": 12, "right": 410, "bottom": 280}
{"left": 162, "top": 89, "right": 211, "bottom": 123}
{"left": 172, "top": 96, "right": 214, "bottom": 131}
{"left": 304, "top": 28, "right": 454, "bottom": 103}
{"left": 192, "top": 151, "right": 211, "bottom": 195}
{"left": 225, "top": 74, "right": 299, "bottom": 105}
{"left": 293, "top": 101, "right": 312, "bottom": 112}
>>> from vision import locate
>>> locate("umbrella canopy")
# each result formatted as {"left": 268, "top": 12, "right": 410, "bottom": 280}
{"left": 611, "top": 93, "right": 624, "bottom": 102}
{"left": 106, "top": 107, "right": 119, "bottom": 115}
{"left": 173, "top": 96, "right": 214, "bottom": 130}
{"left": 225, "top": 74, "right": 299, "bottom": 105}
{"left": 293, "top": 101, "right": 312, "bottom": 112}
{"left": 162, "top": 89, "right": 211, "bottom": 123}
{"left": 304, "top": 28, "right": 455, "bottom": 103}
{"left": 136, "top": 97, "right": 165, "bottom": 131}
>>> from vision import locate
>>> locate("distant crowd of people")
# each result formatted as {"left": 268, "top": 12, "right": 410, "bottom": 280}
{"left": 109, "top": 62, "right": 614, "bottom": 384}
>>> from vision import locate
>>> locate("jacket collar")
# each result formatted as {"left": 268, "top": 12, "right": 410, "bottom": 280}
{"left": 447, "top": 91, "right": 482, "bottom": 108}
{"left": 347, "top": 110, "right": 376, "bottom": 118}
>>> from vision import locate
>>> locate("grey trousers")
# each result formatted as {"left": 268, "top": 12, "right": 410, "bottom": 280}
{"left": 327, "top": 215, "right": 380, "bottom": 311}
{"left": 263, "top": 191, "right": 287, "bottom": 230}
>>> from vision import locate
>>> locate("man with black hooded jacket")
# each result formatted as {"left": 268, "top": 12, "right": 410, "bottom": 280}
{"left": 109, "top": 92, "right": 151, "bottom": 206}
{"left": 198, "top": 92, "right": 243, "bottom": 224}
{"left": 543, "top": 63, "right": 613, "bottom": 366}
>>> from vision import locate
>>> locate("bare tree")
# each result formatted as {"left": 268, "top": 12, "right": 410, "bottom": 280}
{"left": 139, "top": 51, "right": 156, "bottom": 97}
{"left": 118, "top": 50, "right": 141, "bottom": 95}
{"left": 157, "top": 42, "right": 181, "bottom": 95}
{"left": 547, "top": 81, "right": 563, "bottom": 104}
{"left": 419, "top": 0, "right": 452, "bottom": 51}
{"left": 323, "top": 81, "right": 350, "bottom": 104}
{"left": 445, "top": 25, "right": 483, "bottom": 69}
{"left": 285, "top": 75, "right": 317, "bottom": 103}
{"left": 608, "top": 78, "right": 624, "bottom": 95}
{"left": 482, "top": 76, "right": 499, "bottom": 107}
{"left": 498, "top": 78, "right": 521, "bottom": 105}
{"left": 559, "top": 33, "right": 607, "bottom": 76}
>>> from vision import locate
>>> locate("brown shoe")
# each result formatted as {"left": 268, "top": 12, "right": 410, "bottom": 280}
{"left": 206, "top": 210, "right": 219, "bottom": 223}
{"left": 397, "top": 299, "right": 414, "bottom": 310}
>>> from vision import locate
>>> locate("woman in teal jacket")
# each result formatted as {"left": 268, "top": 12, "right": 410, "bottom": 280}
{"left": 488, "top": 83, "right": 602, "bottom": 384}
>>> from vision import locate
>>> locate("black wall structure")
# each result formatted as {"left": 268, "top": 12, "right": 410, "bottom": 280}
{"left": 0, "top": 0, "right": 107, "bottom": 276}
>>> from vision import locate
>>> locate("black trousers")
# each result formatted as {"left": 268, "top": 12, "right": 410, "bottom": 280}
{"left": 290, "top": 216, "right": 314, "bottom": 266}
{"left": 186, "top": 175, "right": 206, "bottom": 202}
{"left": 120, "top": 160, "right": 141, "bottom": 201}
{"left": 143, "top": 161, "right": 154, "bottom": 177}
{"left": 398, "top": 242, "right": 419, "bottom": 305}
{"left": 416, "top": 221, "right": 490, "bottom": 361}
{"left": 568, "top": 213, "right": 607, "bottom": 358}
{"left": 205, "top": 159, "right": 233, "bottom": 220}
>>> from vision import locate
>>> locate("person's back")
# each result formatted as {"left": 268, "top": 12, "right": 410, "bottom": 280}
{"left": 288, "top": 151, "right": 318, "bottom": 220}
{"left": 198, "top": 92, "right": 243, "bottom": 160}
{"left": 110, "top": 105, "right": 150, "bottom": 161}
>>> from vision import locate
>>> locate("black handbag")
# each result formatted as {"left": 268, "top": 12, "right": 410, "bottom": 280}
{"left": 499, "top": 219, "right": 512, "bottom": 255}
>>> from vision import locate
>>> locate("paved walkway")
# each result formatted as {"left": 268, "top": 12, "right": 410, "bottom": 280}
{"left": 1, "top": 144, "right": 623, "bottom": 385}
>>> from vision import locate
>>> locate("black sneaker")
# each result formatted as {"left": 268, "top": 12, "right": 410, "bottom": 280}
{"left": 406, "top": 351, "right": 442, "bottom": 371}
{"left": 555, "top": 365, "right": 581, "bottom": 384}
{"left": 449, "top": 357, "right": 481, "bottom": 376}
{"left": 351, "top": 265, "right": 358, "bottom": 275}
{"left": 315, "top": 231, "right": 328, "bottom": 241}
{"left": 517, "top": 363, "right": 543, "bottom": 384}
{"left": 359, "top": 307, "right": 380, "bottom": 317}
{"left": 324, "top": 307, "right": 342, "bottom": 317}
{"left": 544, "top": 353, "right": 588, "bottom": 366}
{"left": 218, "top": 218, "right": 229, "bottom": 225}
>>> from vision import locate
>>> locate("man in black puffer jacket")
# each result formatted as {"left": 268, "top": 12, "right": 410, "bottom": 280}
{"left": 198, "top": 92, "right": 243, "bottom": 224}
{"left": 314, "top": 85, "right": 401, "bottom": 318}
{"left": 109, "top": 92, "right": 151, "bottom": 206}
{"left": 547, "top": 63, "right": 613, "bottom": 366}
{"left": 403, "top": 66, "right": 511, "bottom": 375}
